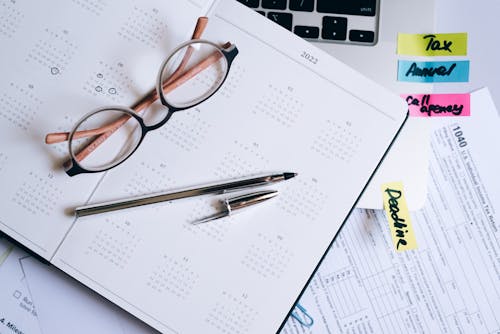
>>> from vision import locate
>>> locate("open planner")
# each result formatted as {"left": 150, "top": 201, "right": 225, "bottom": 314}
{"left": 0, "top": 0, "right": 407, "bottom": 332}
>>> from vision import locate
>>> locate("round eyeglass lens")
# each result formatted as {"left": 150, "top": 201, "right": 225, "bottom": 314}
{"left": 69, "top": 108, "right": 143, "bottom": 172}
{"left": 158, "top": 40, "right": 228, "bottom": 109}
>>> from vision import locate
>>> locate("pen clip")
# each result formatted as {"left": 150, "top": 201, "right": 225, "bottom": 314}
{"left": 225, "top": 190, "right": 278, "bottom": 211}
{"left": 191, "top": 211, "right": 229, "bottom": 225}
{"left": 191, "top": 190, "right": 278, "bottom": 225}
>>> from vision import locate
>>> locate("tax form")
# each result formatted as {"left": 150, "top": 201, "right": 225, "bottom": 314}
{"left": 0, "top": 239, "right": 40, "bottom": 334}
{"left": 281, "top": 88, "right": 500, "bottom": 333}
{"left": 0, "top": 237, "right": 153, "bottom": 334}
{"left": 20, "top": 256, "right": 155, "bottom": 334}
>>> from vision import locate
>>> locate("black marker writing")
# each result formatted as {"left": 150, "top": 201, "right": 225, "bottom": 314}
{"left": 423, "top": 34, "right": 453, "bottom": 53}
{"left": 405, "top": 62, "right": 456, "bottom": 77}
{"left": 385, "top": 188, "right": 408, "bottom": 250}
{"left": 405, "top": 95, "right": 463, "bottom": 116}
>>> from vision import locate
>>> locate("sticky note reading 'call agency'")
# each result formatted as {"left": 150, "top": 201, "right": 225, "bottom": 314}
{"left": 397, "top": 33, "right": 468, "bottom": 56}
{"left": 401, "top": 93, "right": 471, "bottom": 117}
{"left": 382, "top": 182, "right": 417, "bottom": 252}
{"left": 398, "top": 60, "right": 469, "bottom": 83}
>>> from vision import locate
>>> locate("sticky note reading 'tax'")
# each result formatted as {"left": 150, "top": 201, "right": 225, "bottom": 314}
{"left": 398, "top": 60, "right": 469, "bottom": 83}
{"left": 397, "top": 33, "right": 468, "bottom": 56}
{"left": 401, "top": 93, "right": 471, "bottom": 117}
{"left": 382, "top": 182, "right": 417, "bottom": 252}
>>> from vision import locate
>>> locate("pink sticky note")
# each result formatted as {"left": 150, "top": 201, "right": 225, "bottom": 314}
{"left": 401, "top": 93, "right": 470, "bottom": 117}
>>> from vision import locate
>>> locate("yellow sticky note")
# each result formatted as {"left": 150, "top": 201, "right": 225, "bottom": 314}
{"left": 397, "top": 33, "right": 468, "bottom": 56}
{"left": 381, "top": 182, "right": 417, "bottom": 252}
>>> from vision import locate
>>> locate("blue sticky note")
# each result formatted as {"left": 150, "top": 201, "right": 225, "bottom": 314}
{"left": 398, "top": 60, "right": 469, "bottom": 83}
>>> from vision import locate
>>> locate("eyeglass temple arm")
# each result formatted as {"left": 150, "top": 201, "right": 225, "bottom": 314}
{"left": 44, "top": 16, "right": 209, "bottom": 145}
{"left": 165, "top": 16, "right": 208, "bottom": 85}
{"left": 192, "top": 17, "right": 208, "bottom": 39}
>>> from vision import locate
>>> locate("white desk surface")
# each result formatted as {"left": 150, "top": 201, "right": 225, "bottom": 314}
{"left": 435, "top": 0, "right": 500, "bottom": 114}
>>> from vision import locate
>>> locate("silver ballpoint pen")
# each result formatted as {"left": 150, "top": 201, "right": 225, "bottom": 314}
{"left": 192, "top": 190, "right": 278, "bottom": 224}
{"left": 75, "top": 172, "right": 297, "bottom": 217}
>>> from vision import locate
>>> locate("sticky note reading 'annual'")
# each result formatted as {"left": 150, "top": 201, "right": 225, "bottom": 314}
{"left": 398, "top": 60, "right": 469, "bottom": 83}
{"left": 397, "top": 33, "right": 468, "bottom": 56}
{"left": 382, "top": 182, "right": 417, "bottom": 252}
{"left": 402, "top": 93, "right": 471, "bottom": 117}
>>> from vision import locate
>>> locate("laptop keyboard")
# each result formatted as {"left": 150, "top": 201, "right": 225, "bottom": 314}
{"left": 237, "top": 0, "right": 379, "bottom": 46}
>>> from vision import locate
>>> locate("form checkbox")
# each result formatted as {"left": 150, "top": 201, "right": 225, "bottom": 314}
{"left": 13, "top": 290, "right": 22, "bottom": 299}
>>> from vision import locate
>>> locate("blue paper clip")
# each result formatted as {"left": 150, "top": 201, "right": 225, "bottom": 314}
{"left": 291, "top": 303, "right": 314, "bottom": 328}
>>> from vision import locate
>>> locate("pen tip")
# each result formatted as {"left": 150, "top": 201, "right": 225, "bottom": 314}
{"left": 284, "top": 172, "right": 298, "bottom": 180}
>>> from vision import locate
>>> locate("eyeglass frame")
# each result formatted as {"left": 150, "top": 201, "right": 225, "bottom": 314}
{"left": 64, "top": 39, "right": 239, "bottom": 177}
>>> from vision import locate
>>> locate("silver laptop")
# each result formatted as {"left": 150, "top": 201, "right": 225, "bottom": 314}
{"left": 238, "top": 0, "right": 436, "bottom": 210}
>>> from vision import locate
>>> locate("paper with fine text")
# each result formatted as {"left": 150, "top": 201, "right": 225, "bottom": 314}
{"left": 0, "top": 0, "right": 205, "bottom": 259}
{"left": 281, "top": 88, "right": 500, "bottom": 333}
{"left": 0, "top": 240, "right": 41, "bottom": 334}
{"left": 21, "top": 256, "right": 156, "bottom": 334}
{"left": 0, "top": 238, "right": 152, "bottom": 334}
{"left": 0, "top": 0, "right": 407, "bottom": 333}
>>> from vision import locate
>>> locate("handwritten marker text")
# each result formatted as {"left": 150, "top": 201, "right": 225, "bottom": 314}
{"left": 401, "top": 93, "right": 470, "bottom": 117}
{"left": 381, "top": 182, "right": 417, "bottom": 252}
{"left": 424, "top": 34, "right": 452, "bottom": 52}
{"left": 397, "top": 33, "right": 467, "bottom": 56}
{"left": 398, "top": 60, "right": 469, "bottom": 83}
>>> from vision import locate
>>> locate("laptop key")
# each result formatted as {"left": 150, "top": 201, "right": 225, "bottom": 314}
{"left": 268, "top": 12, "right": 293, "bottom": 30}
{"left": 321, "top": 16, "right": 347, "bottom": 41}
{"left": 349, "top": 30, "right": 375, "bottom": 43}
{"left": 294, "top": 25, "right": 319, "bottom": 38}
{"left": 289, "top": 0, "right": 314, "bottom": 12}
{"left": 262, "top": 0, "right": 287, "bottom": 10}
{"left": 317, "top": 0, "right": 377, "bottom": 17}
{"left": 236, "top": 0, "right": 260, "bottom": 8}
{"left": 237, "top": 0, "right": 379, "bottom": 45}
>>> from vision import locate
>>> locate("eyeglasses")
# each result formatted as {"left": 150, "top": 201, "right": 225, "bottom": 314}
{"left": 45, "top": 18, "right": 238, "bottom": 176}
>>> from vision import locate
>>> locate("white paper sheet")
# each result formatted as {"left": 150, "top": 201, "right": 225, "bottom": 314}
{"left": 51, "top": 1, "right": 407, "bottom": 332}
{"left": 20, "top": 256, "right": 155, "bottom": 334}
{"left": 0, "top": 239, "right": 41, "bottom": 334}
{"left": 0, "top": 0, "right": 204, "bottom": 259}
{"left": 281, "top": 88, "right": 500, "bottom": 333}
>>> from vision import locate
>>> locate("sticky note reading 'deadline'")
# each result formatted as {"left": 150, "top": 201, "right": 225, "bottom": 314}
{"left": 382, "top": 182, "right": 417, "bottom": 252}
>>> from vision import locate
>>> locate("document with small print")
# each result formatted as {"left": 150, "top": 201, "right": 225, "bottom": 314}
{"left": 0, "top": 0, "right": 408, "bottom": 333}
{"left": 281, "top": 88, "right": 500, "bottom": 334}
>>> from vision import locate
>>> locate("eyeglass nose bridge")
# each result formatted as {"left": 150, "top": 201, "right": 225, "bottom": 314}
{"left": 142, "top": 109, "right": 175, "bottom": 131}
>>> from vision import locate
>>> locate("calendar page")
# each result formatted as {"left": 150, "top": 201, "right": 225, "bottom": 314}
{"left": 0, "top": 0, "right": 206, "bottom": 258}
{"left": 48, "top": 1, "right": 409, "bottom": 333}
